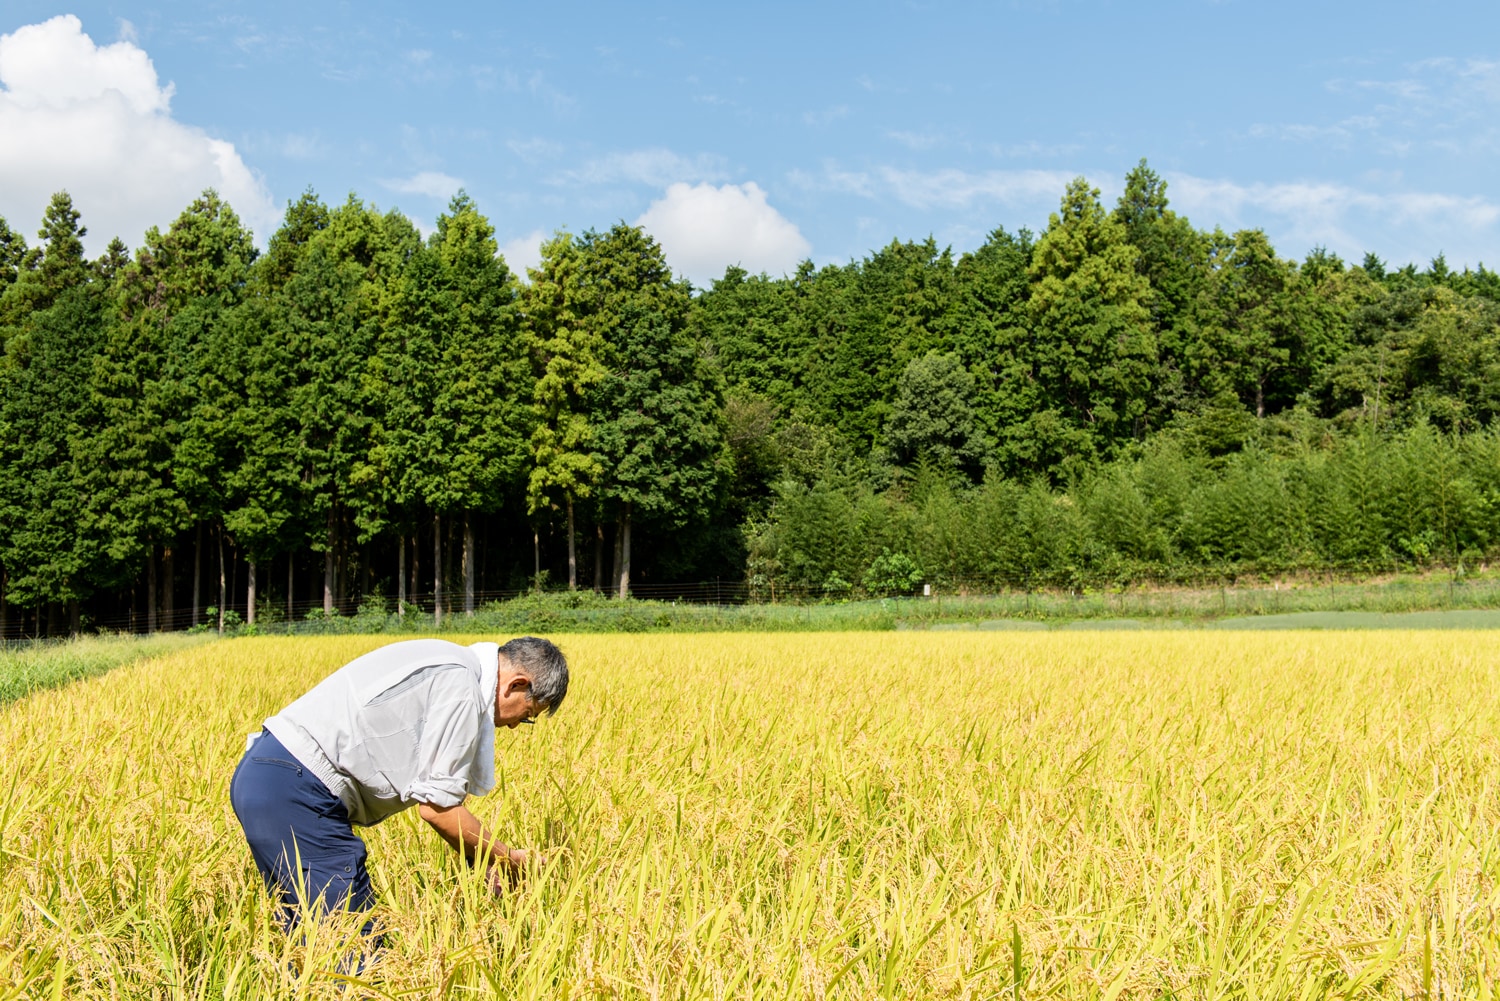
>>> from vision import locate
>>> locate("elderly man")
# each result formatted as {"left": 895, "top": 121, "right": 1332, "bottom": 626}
{"left": 229, "top": 636, "right": 568, "bottom": 937}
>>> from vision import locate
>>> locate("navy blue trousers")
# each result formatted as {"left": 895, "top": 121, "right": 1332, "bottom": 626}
{"left": 230, "top": 730, "right": 379, "bottom": 939}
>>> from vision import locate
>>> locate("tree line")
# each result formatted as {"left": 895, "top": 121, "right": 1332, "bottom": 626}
{"left": 2, "top": 160, "right": 1498, "bottom": 635}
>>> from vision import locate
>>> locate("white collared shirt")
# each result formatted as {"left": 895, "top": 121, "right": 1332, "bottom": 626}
{"left": 263, "top": 639, "right": 500, "bottom": 826}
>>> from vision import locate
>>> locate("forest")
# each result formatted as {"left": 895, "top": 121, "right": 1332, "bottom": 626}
{"left": 2, "top": 160, "right": 1499, "bottom": 636}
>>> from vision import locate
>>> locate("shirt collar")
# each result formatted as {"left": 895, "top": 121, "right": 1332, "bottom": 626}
{"left": 467, "top": 641, "right": 501, "bottom": 796}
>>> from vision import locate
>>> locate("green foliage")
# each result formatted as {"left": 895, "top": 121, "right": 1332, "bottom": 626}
{"left": 0, "top": 285, "right": 111, "bottom": 605}
{"left": 581, "top": 224, "right": 726, "bottom": 530}
{"left": 424, "top": 193, "right": 527, "bottom": 516}
{"left": 1018, "top": 178, "right": 1156, "bottom": 469}
{"left": 882, "top": 352, "right": 989, "bottom": 478}
{"left": 863, "top": 549, "right": 923, "bottom": 597}
{"left": 750, "top": 425, "right": 1500, "bottom": 595}
{"left": 87, "top": 193, "right": 258, "bottom": 576}
{"left": 0, "top": 215, "right": 27, "bottom": 294}
{"left": 5, "top": 163, "right": 1500, "bottom": 636}
{"left": 1114, "top": 159, "right": 1207, "bottom": 337}
{"left": 524, "top": 231, "right": 604, "bottom": 520}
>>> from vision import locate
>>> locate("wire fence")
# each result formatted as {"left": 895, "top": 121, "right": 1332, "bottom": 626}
{"left": 5, "top": 564, "right": 1500, "bottom": 640}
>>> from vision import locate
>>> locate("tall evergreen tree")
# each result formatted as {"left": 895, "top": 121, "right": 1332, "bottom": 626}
{"left": 1022, "top": 177, "right": 1156, "bottom": 469}
{"left": 1186, "top": 229, "right": 1315, "bottom": 419}
{"left": 427, "top": 193, "right": 527, "bottom": 611}
{"left": 0, "top": 195, "right": 108, "bottom": 631}
{"left": 580, "top": 224, "right": 726, "bottom": 595}
{"left": 951, "top": 226, "right": 1034, "bottom": 463}
{"left": 88, "top": 190, "right": 257, "bottom": 630}
{"left": 694, "top": 264, "right": 801, "bottom": 406}
{"left": 1113, "top": 160, "right": 1207, "bottom": 414}
{"left": 802, "top": 239, "right": 959, "bottom": 448}
{"left": 0, "top": 193, "right": 88, "bottom": 341}
{"left": 284, "top": 196, "right": 415, "bottom": 614}
{"left": 524, "top": 232, "right": 603, "bottom": 590}
{"left": 0, "top": 216, "right": 28, "bottom": 297}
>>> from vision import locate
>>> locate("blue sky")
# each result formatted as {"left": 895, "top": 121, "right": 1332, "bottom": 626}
{"left": 1, "top": 1, "right": 1497, "bottom": 284}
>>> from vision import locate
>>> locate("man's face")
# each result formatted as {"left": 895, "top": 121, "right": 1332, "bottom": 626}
{"left": 494, "top": 662, "right": 544, "bottom": 728}
{"left": 496, "top": 694, "right": 544, "bottom": 729}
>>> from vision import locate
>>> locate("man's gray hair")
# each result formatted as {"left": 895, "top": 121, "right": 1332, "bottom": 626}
{"left": 499, "top": 636, "right": 569, "bottom": 714}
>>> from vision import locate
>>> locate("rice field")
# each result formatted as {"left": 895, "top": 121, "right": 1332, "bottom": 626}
{"left": 4, "top": 630, "right": 1500, "bottom": 999}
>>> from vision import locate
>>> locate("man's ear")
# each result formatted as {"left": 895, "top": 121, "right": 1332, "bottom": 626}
{"left": 502, "top": 674, "right": 532, "bottom": 698}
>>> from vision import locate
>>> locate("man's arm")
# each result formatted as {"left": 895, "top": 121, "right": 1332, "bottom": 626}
{"left": 416, "top": 801, "right": 529, "bottom": 881}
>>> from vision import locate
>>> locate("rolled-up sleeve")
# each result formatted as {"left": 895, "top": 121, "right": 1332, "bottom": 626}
{"left": 403, "top": 685, "right": 482, "bottom": 808}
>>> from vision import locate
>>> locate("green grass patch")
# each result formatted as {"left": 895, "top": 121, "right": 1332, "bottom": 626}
{"left": 241, "top": 570, "right": 1500, "bottom": 635}
{"left": 0, "top": 633, "right": 213, "bottom": 705}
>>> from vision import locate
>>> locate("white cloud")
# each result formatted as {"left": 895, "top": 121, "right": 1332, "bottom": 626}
{"left": 502, "top": 68, "right": 577, "bottom": 115}
{"left": 380, "top": 171, "right": 463, "bottom": 199}
{"left": 507, "top": 137, "right": 563, "bottom": 163}
{"left": 561, "top": 148, "right": 727, "bottom": 187}
{"left": 1295, "top": 58, "right": 1500, "bottom": 160}
{"left": 987, "top": 140, "right": 1085, "bottom": 159}
{"left": 242, "top": 130, "right": 326, "bottom": 161}
{"left": 802, "top": 105, "right": 848, "bottom": 127}
{"left": 887, "top": 130, "right": 946, "bottom": 150}
{"left": 274, "top": 133, "right": 324, "bottom": 160}
{"left": 793, "top": 162, "right": 1076, "bottom": 211}
{"left": 0, "top": 15, "right": 277, "bottom": 251}
{"left": 499, "top": 229, "right": 546, "bottom": 280}
{"left": 785, "top": 158, "right": 1500, "bottom": 267}
{"left": 876, "top": 167, "right": 1077, "bottom": 210}
{"left": 635, "top": 182, "right": 810, "bottom": 286}
{"left": 1349, "top": 57, "right": 1500, "bottom": 106}
{"left": 1168, "top": 173, "right": 1500, "bottom": 267}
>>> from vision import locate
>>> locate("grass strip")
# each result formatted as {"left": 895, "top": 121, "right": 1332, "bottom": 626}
{"left": 0, "top": 633, "right": 212, "bottom": 706}
{"left": 246, "top": 572, "right": 1500, "bottom": 635}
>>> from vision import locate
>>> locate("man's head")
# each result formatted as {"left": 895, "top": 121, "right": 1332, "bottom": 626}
{"left": 493, "top": 636, "right": 569, "bottom": 728}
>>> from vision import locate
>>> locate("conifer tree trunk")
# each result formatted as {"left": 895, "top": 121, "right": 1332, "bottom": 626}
{"left": 247, "top": 559, "right": 257, "bottom": 627}
{"left": 617, "top": 503, "right": 632, "bottom": 599}
{"left": 533, "top": 530, "right": 541, "bottom": 584}
{"left": 567, "top": 498, "right": 577, "bottom": 591}
{"left": 162, "top": 547, "right": 174, "bottom": 631}
{"left": 463, "top": 513, "right": 475, "bottom": 616}
{"left": 68, "top": 599, "right": 79, "bottom": 635}
{"left": 410, "top": 533, "right": 419, "bottom": 614}
{"left": 612, "top": 519, "right": 623, "bottom": 595}
{"left": 336, "top": 516, "right": 347, "bottom": 608}
{"left": 594, "top": 524, "right": 604, "bottom": 592}
{"left": 398, "top": 535, "right": 407, "bottom": 616}
{"left": 192, "top": 523, "right": 202, "bottom": 627}
{"left": 146, "top": 545, "right": 158, "bottom": 632}
{"left": 361, "top": 547, "right": 372, "bottom": 606}
{"left": 446, "top": 516, "right": 455, "bottom": 608}
{"left": 323, "top": 509, "right": 335, "bottom": 615}
{"left": 0, "top": 569, "right": 8, "bottom": 638}
{"left": 287, "top": 555, "right": 294, "bottom": 622}
{"left": 433, "top": 512, "right": 443, "bottom": 626}
{"left": 217, "top": 525, "right": 227, "bottom": 634}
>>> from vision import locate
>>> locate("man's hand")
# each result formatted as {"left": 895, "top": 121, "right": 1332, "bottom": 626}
{"left": 486, "top": 848, "right": 549, "bottom": 895}
{"left": 417, "top": 801, "right": 537, "bottom": 893}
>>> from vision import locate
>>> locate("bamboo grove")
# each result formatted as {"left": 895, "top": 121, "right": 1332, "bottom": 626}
{"left": 3, "top": 161, "right": 1500, "bottom": 635}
